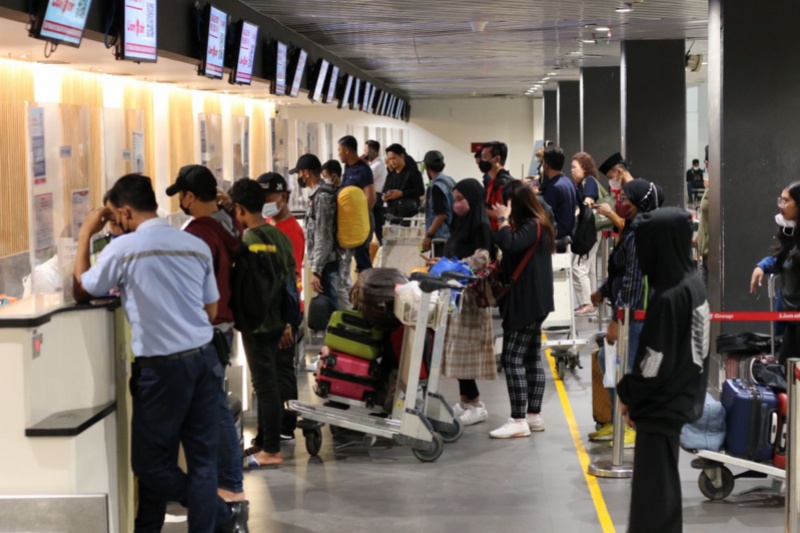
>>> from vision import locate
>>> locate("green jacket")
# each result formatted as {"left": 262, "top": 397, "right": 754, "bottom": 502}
{"left": 242, "top": 223, "right": 296, "bottom": 338}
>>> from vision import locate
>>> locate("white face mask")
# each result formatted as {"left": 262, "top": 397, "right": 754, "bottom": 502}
{"left": 776, "top": 212, "right": 796, "bottom": 228}
{"left": 608, "top": 178, "right": 621, "bottom": 190}
{"left": 262, "top": 202, "right": 280, "bottom": 219}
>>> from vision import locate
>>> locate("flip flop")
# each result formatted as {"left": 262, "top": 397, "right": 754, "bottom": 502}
{"left": 244, "top": 454, "right": 282, "bottom": 470}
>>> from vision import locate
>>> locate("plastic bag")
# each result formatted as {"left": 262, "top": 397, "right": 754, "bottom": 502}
{"left": 603, "top": 338, "right": 617, "bottom": 388}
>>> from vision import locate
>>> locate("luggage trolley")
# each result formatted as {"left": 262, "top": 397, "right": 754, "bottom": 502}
{"left": 542, "top": 241, "right": 588, "bottom": 380}
{"left": 377, "top": 214, "right": 428, "bottom": 274}
{"left": 290, "top": 272, "right": 464, "bottom": 462}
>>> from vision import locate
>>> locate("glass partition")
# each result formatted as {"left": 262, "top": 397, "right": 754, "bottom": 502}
{"left": 102, "top": 108, "right": 146, "bottom": 192}
{"left": 198, "top": 113, "right": 224, "bottom": 189}
{"left": 231, "top": 115, "right": 249, "bottom": 182}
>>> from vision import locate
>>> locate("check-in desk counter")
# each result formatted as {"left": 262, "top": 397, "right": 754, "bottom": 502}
{"left": 0, "top": 297, "right": 134, "bottom": 533}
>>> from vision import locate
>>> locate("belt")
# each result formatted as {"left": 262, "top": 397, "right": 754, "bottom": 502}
{"left": 134, "top": 344, "right": 209, "bottom": 367}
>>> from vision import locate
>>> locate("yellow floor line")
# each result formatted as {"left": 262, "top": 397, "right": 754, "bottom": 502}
{"left": 543, "top": 335, "right": 616, "bottom": 533}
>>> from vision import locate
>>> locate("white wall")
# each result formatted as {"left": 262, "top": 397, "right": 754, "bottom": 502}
{"left": 686, "top": 85, "right": 709, "bottom": 169}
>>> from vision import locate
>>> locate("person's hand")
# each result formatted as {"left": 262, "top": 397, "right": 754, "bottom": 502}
{"left": 383, "top": 190, "right": 402, "bottom": 201}
{"left": 591, "top": 291, "right": 602, "bottom": 307}
{"left": 595, "top": 203, "right": 613, "bottom": 218}
{"left": 312, "top": 274, "right": 323, "bottom": 293}
{"left": 424, "top": 256, "right": 439, "bottom": 267}
{"left": 216, "top": 190, "right": 233, "bottom": 210}
{"left": 750, "top": 267, "right": 765, "bottom": 295}
{"left": 493, "top": 200, "right": 512, "bottom": 220}
{"left": 421, "top": 236, "right": 431, "bottom": 252}
{"left": 606, "top": 319, "right": 619, "bottom": 345}
{"left": 692, "top": 235, "right": 698, "bottom": 248}
{"left": 620, "top": 403, "right": 635, "bottom": 428}
{"left": 278, "top": 325, "right": 294, "bottom": 350}
{"left": 79, "top": 207, "right": 113, "bottom": 239}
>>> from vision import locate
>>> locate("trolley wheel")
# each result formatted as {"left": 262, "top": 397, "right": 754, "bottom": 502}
{"left": 412, "top": 433, "right": 444, "bottom": 463}
{"left": 698, "top": 467, "right": 734, "bottom": 501}
{"left": 439, "top": 417, "right": 464, "bottom": 443}
{"left": 556, "top": 358, "right": 566, "bottom": 381}
{"left": 304, "top": 428, "right": 323, "bottom": 456}
{"left": 568, "top": 356, "right": 578, "bottom": 371}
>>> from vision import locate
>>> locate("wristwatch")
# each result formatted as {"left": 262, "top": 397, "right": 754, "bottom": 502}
{"left": 498, "top": 216, "right": 508, "bottom": 224}
{"left": 425, "top": 233, "right": 434, "bottom": 239}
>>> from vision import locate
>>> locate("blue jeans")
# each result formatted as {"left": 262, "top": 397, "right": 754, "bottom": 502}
{"left": 598, "top": 320, "right": 644, "bottom": 410}
{"left": 320, "top": 260, "right": 340, "bottom": 312}
{"left": 217, "top": 329, "right": 243, "bottom": 493}
{"left": 131, "top": 344, "right": 232, "bottom": 532}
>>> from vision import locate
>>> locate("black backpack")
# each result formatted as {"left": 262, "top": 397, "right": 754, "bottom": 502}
{"left": 231, "top": 243, "right": 275, "bottom": 333}
{"left": 572, "top": 202, "right": 598, "bottom": 257}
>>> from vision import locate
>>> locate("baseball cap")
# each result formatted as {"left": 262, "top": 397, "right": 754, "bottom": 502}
{"left": 598, "top": 152, "right": 626, "bottom": 176}
{"left": 289, "top": 153, "right": 322, "bottom": 175}
{"left": 166, "top": 165, "right": 218, "bottom": 198}
{"left": 257, "top": 172, "right": 288, "bottom": 193}
{"left": 423, "top": 150, "right": 445, "bottom": 167}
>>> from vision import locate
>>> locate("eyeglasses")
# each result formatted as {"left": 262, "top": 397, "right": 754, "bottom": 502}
{"left": 779, "top": 197, "right": 790, "bottom": 208}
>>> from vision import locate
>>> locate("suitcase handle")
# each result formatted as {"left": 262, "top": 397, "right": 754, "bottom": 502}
{"left": 340, "top": 312, "right": 374, "bottom": 330}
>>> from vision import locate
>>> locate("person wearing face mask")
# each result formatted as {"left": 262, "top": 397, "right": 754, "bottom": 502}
{"left": 73, "top": 175, "right": 249, "bottom": 532}
{"left": 293, "top": 154, "right": 340, "bottom": 314}
{"left": 363, "top": 140, "right": 387, "bottom": 245}
{"left": 482, "top": 141, "right": 515, "bottom": 230}
{"left": 427, "top": 178, "right": 497, "bottom": 426}
{"left": 596, "top": 152, "right": 635, "bottom": 233}
{"left": 750, "top": 183, "right": 800, "bottom": 363}
{"left": 258, "top": 172, "right": 306, "bottom": 442}
{"left": 383, "top": 143, "right": 425, "bottom": 221}
{"left": 421, "top": 150, "right": 456, "bottom": 252}
{"left": 589, "top": 178, "right": 664, "bottom": 447}
{"left": 321, "top": 158, "right": 356, "bottom": 310}
{"left": 321, "top": 160, "right": 342, "bottom": 188}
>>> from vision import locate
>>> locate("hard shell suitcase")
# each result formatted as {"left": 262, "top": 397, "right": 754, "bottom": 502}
{"left": 352, "top": 268, "right": 409, "bottom": 329}
{"left": 324, "top": 310, "right": 384, "bottom": 360}
{"left": 322, "top": 349, "right": 380, "bottom": 380}
{"left": 775, "top": 391, "right": 788, "bottom": 469}
{"left": 389, "top": 325, "right": 433, "bottom": 380}
{"left": 591, "top": 349, "right": 612, "bottom": 426}
{"left": 315, "top": 364, "right": 378, "bottom": 406}
{"left": 721, "top": 379, "right": 778, "bottom": 461}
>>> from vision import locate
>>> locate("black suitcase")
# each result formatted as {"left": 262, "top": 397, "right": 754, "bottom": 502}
{"left": 352, "top": 267, "right": 409, "bottom": 329}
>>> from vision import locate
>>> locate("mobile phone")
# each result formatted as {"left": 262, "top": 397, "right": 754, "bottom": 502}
{"left": 432, "top": 239, "right": 445, "bottom": 257}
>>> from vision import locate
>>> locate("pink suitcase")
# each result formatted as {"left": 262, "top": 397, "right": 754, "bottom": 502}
{"left": 315, "top": 349, "right": 379, "bottom": 406}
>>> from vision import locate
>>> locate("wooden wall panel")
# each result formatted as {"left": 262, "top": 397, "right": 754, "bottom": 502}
{"left": 250, "top": 102, "right": 268, "bottom": 179}
{"left": 122, "top": 83, "right": 156, "bottom": 181}
{"left": 168, "top": 90, "right": 194, "bottom": 212}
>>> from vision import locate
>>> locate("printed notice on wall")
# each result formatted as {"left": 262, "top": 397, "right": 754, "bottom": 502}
{"left": 71, "top": 189, "right": 90, "bottom": 239}
{"left": 29, "top": 107, "right": 46, "bottom": 185}
{"left": 33, "top": 193, "right": 55, "bottom": 256}
{"left": 132, "top": 131, "right": 144, "bottom": 173}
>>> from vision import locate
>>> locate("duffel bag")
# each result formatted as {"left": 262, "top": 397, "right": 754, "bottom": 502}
{"left": 680, "top": 392, "right": 726, "bottom": 452}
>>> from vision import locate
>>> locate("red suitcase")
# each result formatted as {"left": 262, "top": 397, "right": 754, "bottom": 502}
{"left": 774, "top": 392, "right": 788, "bottom": 469}
{"left": 315, "top": 350, "right": 378, "bottom": 406}
{"left": 322, "top": 349, "right": 379, "bottom": 379}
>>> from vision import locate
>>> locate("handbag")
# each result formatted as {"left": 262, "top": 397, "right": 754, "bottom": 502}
{"left": 471, "top": 222, "right": 541, "bottom": 308}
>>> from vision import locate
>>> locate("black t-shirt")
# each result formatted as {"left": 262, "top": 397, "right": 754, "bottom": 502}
{"left": 686, "top": 168, "right": 703, "bottom": 182}
{"left": 431, "top": 186, "right": 448, "bottom": 215}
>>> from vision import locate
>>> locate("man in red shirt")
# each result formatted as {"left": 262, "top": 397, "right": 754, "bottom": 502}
{"left": 257, "top": 172, "right": 306, "bottom": 441}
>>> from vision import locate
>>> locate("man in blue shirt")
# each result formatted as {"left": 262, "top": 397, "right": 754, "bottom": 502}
{"left": 73, "top": 175, "right": 246, "bottom": 533}
{"left": 540, "top": 146, "right": 578, "bottom": 243}
{"left": 338, "top": 135, "right": 375, "bottom": 272}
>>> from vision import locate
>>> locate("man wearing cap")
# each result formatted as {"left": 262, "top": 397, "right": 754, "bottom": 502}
{"left": 72, "top": 174, "right": 246, "bottom": 532}
{"left": 293, "top": 154, "right": 340, "bottom": 313}
{"left": 422, "top": 150, "right": 456, "bottom": 252}
{"left": 257, "top": 172, "right": 305, "bottom": 440}
{"left": 596, "top": 152, "right": 635, "bottom": 233}
{"left": 166, "top": 165, "right": 248, "bottom": 510}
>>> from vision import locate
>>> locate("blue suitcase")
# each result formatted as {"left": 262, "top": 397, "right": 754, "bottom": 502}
{"left": 721, "top": 379, "right": 777, "bottom": 461}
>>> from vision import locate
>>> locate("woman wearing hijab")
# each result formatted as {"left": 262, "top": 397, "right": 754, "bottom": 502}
{"left": 434, "top": 178, "right": 497, "bottom": 427}
{"left": 588, "top": 178, "right": 664, "bottom": 446}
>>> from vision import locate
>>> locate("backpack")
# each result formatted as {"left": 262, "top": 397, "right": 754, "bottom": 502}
{"left": 282, "top": 274, "right": 302, "bottom": 328}
{"left": 231, "top": 243, "right": 276, "bottom": 333}
{"left": 572, "top": 202, "right": 598, "bottom": 256}
{"left": 336, "top": 185, "right": 370, "bottom": 249}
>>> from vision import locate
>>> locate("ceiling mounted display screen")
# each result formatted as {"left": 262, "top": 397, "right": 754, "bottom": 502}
{"left": 231, "top": 20, "right": 258, "bottom": 85}
{"left": 324, "top": 66, "right": 339, "bottom": 104}
{"left": 200, "top": 4, "right": 227, "bottom": 79}
{"left": 271, "top": 41, "right": 288, "bottom": 95}
{"left": 352, "top": 79, "right": 361, "bottom": 111}
{"left": 361, "top": 82, "right": 372, "bottom": 112}
{"left": 119, "top": 0, "right": 157, "bottom": 62}
{"left": 338, "top": 74, "right": 353, "bottom": 109}
{"left": 32, "top": 0, "right": 94, "bottom": 47}
{"left": 288, "top": 48, "right": 308, "bottom": 98}
{"left": 310, "top": 59, "right": 330, "bottom": 103}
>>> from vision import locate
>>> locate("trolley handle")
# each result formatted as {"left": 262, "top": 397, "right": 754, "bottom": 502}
{"left": 409, "top": 272, "right": 461, "bottom": 293}
{"left": 439, "top": 270, "right": 480, "bottom": 283}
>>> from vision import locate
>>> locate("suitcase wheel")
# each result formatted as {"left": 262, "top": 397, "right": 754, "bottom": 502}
{"left": 304, "top": 428, "right": 322, "bottom": 456}
{"left": 364, "top": 392, "right": 375, "bottom": 408}
{"left": 326, "top": 353, "right": 337, "bottom": 368}
{"left": 316, "top": 381, "right": 330, "bottom": 398}
{"left": 698, "top": 466, "right": 734, "bottom": 501}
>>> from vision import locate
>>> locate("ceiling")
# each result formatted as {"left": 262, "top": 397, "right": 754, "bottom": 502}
{"left": 242, "top": 0, "right": 709, "bottom": 99}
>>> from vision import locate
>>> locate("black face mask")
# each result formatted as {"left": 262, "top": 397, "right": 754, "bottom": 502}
{"left": 297, "top": 174, "right": 306, "bottom": 189}
{"left": 478, "top": 160, "right": 493, "bottom": 173}
{"left": 180, "top": 203, "right": 191, "bottom": 216}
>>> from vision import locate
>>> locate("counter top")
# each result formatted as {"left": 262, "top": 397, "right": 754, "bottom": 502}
{"left": 0, "top": 296, "right": 119, "bottom": 328}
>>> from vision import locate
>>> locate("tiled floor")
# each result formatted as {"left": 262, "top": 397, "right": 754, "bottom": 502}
{"left": 164, "top": 316, "right": 786, "bottom": 532}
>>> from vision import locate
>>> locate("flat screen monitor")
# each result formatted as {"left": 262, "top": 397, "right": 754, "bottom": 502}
{"left": 373, "top": 91, "right": 384, "bottom": 115}
{"left": 338, "top": 74, "right": 354, "bottom": 109}
{"left": 118, "top": 0, "right": 157, "bottom": 62}
{"left": 229, "top": 20, "right": 258, "bottom": 85}
{"left": 361, "top": 82, "right": 372, "bottom": 112}
{"left": 324, "top": 66, "right": 339, "bottom": 104}
{"left": 31, "top": 0, "right": 93, "bottom": 47}
{"left": 387, "top": 95, "right": 396, "bottom": 116}
{"left": 270, "top": 41, "right": 288, "bottom": 95}
{"left": 199, "top": 4, "right": 227, "bottom": 79}
{"left": 288, "top": 48, "right": 307, "bottom": 98}
{"left": 367, "top": 86, "right": 378, "bottom": 113}
{"left": 352, "top": 79, "right": 361, "bottom": 111}
{"left": 310, "top": 59, "right": 330, "bottom": 103}
{"left": 396, "top": 100, "right": 405, "bottom": 120}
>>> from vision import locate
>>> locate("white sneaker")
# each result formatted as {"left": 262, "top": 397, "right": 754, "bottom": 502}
{"left": 526, "top": 413, "right": 545, "bottom": 432}
{"left": 451, "top": 402, "right": 467, "bottom": 417}
{"left": 490, "top": 419, "right": 532, "bottom": 439}
{"left": 459, "top": 402, "right": 489, "bottom": 426}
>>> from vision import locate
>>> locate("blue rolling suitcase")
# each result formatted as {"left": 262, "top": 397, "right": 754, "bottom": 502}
{"left": 721, "top": 379, "right": 777, "bottom": 461}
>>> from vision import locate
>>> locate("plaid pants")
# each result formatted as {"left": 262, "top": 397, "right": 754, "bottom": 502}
{"left": 501, "top": 321, "right": 545, "bottom": 419}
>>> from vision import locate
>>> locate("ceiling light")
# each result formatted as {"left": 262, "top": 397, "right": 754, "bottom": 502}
{"left": 616, "top": 4, "right": 633, "bottom": 13}
{"left": 702, "top": 61, "right": 708, "bottom": 65}
{"left": 20, "top": 55, "right": 27, "bottom": 59}
{"left": 581, "top": 38, "right": 597, "bottom": 44}
{"left": 541, "top": 77, "right": 550, "bottom": 81}
{"left": 596, "top": 26, "right": 611, "bottom": 32}
{"left": 547, "top": 72, "right": 557, "bottom": 76}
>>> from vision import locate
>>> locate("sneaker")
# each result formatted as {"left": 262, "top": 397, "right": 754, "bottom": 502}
{"left": 610, "top": 426, "right": 637, "bottom": 449}
{"left": 280, "top": 433, "right": 296, "bottom": 442}
{"left": 575, "top": 305, "right": 597, "bottom": 317}
{"left": 451, "top": 402, "right": 468, "bottom": 418}
{"left": 490, "top": 419, "right": 532, "bottom": 439}
{"left": 526, "top": 413, "right": 545, "bottom": 432}
{"left": 459, "top": 402, "right": 489, "bottom": 426}
{"left": 588, "top": 423, "right": 614, "bottom": 442}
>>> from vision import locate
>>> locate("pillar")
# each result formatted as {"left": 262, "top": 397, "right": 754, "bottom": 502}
{"left": 557, "top": 81, "right": 581, "bottom": 168}
{"left": 620, "top": 39, "right": 686, "bottom": 206}
{"left": 543, "top": 90, "right": 557, "bottom": 145}
{"left": 581, "top": 67, "right": 621, "bottom": 163}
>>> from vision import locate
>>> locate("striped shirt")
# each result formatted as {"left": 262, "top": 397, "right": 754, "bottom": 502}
{"left": 81, "top": 217, "right": 219, "bottom": 357}
{"left": 600, "top": 229, "right": 647, "bottom": 315}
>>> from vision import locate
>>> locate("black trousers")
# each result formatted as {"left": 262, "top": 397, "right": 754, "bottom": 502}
{"left": 276, "top": 340, "right": 299, "bottom": 434}
{"left": 629, "top": 429, "right": 682, "bottom": 533}
{"left": 458, "top": 379, "right": 480, "bottom": 401}
{"left": 372, "top": 202, "right": 385, "bottom": 245}
{"left": 241, "top": 332, "right": 282, "bottom": 454}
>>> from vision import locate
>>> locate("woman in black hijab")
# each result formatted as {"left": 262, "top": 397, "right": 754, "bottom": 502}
{"left": 436, "top": 178, "right": 497, "bottom": 427}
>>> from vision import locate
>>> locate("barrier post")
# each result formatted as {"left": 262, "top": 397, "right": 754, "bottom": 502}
{"left": 769, "top": 274, "right": 778, "bottom": 357}
{"left": 588, "top": 307, "right": 634, "bottom": 478}
{"left": 787, "top": 359, "right": 800, "bottom": 532}
{"left": 592, "top": 232, "right": 611, "bottom": 329}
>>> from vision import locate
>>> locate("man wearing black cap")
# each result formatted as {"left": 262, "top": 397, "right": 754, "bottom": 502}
{"left": 292, "top": 154, "right": 340, "bottom": 313}
{"left": 596, "top": 152, "right": 635, "bottom": 233}
{"left": 422, "top": 150, "right": 456, "bottom": 251}
{"left": 166, "top": 165, "right": 249, "bottom": 512}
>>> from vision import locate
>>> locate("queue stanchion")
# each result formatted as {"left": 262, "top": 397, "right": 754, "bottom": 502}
{"left": 769, "top": 274, "right": 778, "bottom": 357}
{"left": 592, "top": 231, "right": 612, "bottom": 329}
{"left": 787, "top": 359, "right": 800, "bottom": 531}
{"left": 588, "top": 307, "right": 634, "bottom": 479}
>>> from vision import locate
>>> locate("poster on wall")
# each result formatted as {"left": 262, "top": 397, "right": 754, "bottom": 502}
{"left": 132, "top": 131, "right": 144, "bottom": 173}
{"left": 71, "top": 189, "right": 90, "bottom": 239}
{"left": 29, "top": 107, "right": 46, "bottom": 185}
{"left": 33, "top": 193, "right": 55, "bottom": 258}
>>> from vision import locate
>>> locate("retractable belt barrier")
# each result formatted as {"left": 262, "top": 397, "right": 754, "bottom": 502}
{"left": 614, "top": 310, "right": 800, "bottom": 322}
